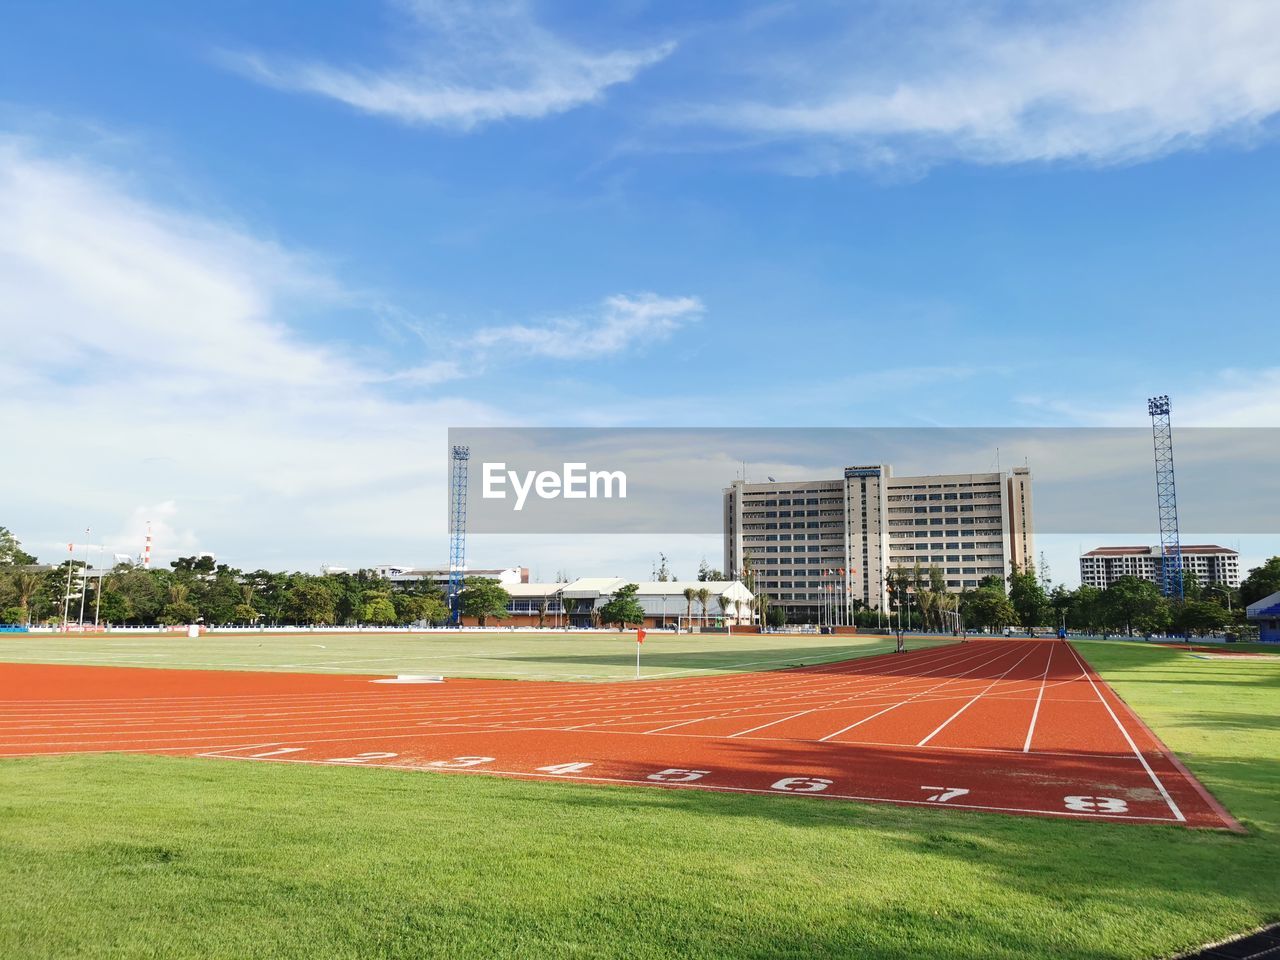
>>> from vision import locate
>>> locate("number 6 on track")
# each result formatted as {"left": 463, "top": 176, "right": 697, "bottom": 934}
{"left": 771, "top": 777, "right": 832, "bottom": 793}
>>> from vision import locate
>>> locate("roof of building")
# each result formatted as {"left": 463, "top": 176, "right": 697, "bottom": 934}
{"left": 1082, "top": 545, "right": 1236, "bottom": 557}
{"left": 1246, "top": 590, "right": 1280, "bottom": 619}
{"left": 506, "top": 579, "right": 754, "bottom": 601}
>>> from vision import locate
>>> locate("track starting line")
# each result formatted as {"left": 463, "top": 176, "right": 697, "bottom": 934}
{"left": 0, "top": 640, "right": 1241, "bottom": 829}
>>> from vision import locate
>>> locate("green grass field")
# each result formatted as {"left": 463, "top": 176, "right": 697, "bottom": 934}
{"left": 0, "top": 630, "right": 948, "bottom": 681}
{"left": 1, "top": 640, "right": 1277, "bottom": 959}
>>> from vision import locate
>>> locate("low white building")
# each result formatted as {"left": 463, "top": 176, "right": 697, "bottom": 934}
{"left": 483, "top": 579, "right": 755, "bottom": 628}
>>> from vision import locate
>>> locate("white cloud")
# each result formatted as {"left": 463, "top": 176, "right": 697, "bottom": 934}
{"left": 471, "top": 292, "right": 703, "bottom": 359}
{"left": 0, "top": 138, "right": 706, "bottom": 572}
{"left": 700, "top": 0, "right": 1280, "bottom": 170}
{"left": 225, "top": 0, "right": 674, "bottom": 130}
{"left": 0, "top": 138, "right": 499, "bottom": 568}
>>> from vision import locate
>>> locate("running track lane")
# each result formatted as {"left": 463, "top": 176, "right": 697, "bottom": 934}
{"left": 0, "top": 641, "right": 1240, "bottom": 829}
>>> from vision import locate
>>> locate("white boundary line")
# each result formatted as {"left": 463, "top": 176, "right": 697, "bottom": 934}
{"left": 198, "top": 752, "right": 1185, "bottom": 824}
{"left": 1064, "top": 643, "right": 1186, "bottom": 823}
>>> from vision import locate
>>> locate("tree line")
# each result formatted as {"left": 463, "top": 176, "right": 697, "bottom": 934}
{"left": 0, "top": 527, "right": 497, "bottom": 627}
{"left": 862, "top": 557, "right": 1280, "bottom": 637}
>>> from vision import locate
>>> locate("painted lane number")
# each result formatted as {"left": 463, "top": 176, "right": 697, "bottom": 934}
{"left": 328, "top": 752, "right": 399, "bottom": 764}
{"left": 922, "top": 786, "right": 970, "bottom": 803}
{"left": 647, "top": 768, "right": 710, "bottom": 783}
{"left": 428, "top": 756, "right": 495, "bottom": 768}
{"left": 536, "top": 762, "right": 594, "bottom": 775}
{"left": 1064, "top": 795, "right": 1129, "bottom": 813}
{"left": 771, "top": 777, "right": 832, "bottom": 793}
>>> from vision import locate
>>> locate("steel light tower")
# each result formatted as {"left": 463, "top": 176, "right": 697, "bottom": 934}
{"left": 447, "top": 444, "right": 470, "bottom": 624}
{"left": 1147, "top": 396, "right": 1184, "bottom": 599}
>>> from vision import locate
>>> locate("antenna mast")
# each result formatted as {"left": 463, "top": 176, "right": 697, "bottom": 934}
{"left": 448, "top": 445, "right": 470, "bottom": 624}
{"left": 1147, "top": 395, "right": 1184, "bottom": 599}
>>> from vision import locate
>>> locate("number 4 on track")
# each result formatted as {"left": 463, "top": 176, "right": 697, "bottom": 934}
{"left": 922, "top": 786, "right": 970, "bottom": 803}
{"left": 536, "top": 762, "right": 593, "bottom": 775}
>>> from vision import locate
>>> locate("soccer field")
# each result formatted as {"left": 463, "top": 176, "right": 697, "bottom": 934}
{"left": 0, "top": 630, "right": 947, "bottom": 681}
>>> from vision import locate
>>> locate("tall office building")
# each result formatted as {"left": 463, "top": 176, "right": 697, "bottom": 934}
{"left": 723, "top": 465, "right": 1034, "bottom": 623}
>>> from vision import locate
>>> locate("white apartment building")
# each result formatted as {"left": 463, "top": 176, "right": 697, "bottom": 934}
{"left": 723, "top": 464, "right": 1034, "bottom": 622}
{"left": 1078, "top": 545, "right": 1240, "bottom": 590}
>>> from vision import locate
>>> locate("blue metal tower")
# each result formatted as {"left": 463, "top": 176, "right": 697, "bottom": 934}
{"left": 447, "top": 444, "right": 470, "bottom": 623}
{"left": 1147, "top": 396, "right": 1184, "bottom": 599}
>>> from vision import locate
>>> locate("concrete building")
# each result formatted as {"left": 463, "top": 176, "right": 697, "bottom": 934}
{"left": 475, "top": 579, "right": 755, "bottom": 629}
{"left": 723, "top": 464, "right": 1034, "bottom": 623}
{"left": 1078, "top": 546, "right": 1240, "bottom": 590}
{"left": 1246, "top": 590, "right": 1280, "bottom": 643}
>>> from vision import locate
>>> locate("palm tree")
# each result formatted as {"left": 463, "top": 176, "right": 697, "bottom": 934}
{"left": 13, "top": 571, "right": 40, "bottom": 624}
{"left": 682, "top": 587, "right": 696, "bottom": 626}
{"left": 696, "top": 587, "right": 712, "bottom": 627}
{"left": 536, "top": 596, "right": 548, "bottom": 628}
{"left": 717, "top": 593, "right": 733, "bottom": 625}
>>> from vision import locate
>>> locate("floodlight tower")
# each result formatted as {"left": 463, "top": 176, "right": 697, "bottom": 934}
{"left": 447, "top": 444, "right": 470, "bottom": 624}
{"left": 1147, "top": 396, "right": 1184, "bottom": 599}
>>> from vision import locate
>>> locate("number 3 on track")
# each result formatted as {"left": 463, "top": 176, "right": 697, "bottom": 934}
{"left": 1064, "top": 795, "right": 1128, "bottom": 813}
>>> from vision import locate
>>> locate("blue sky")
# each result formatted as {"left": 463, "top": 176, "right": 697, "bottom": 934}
{"left": 3, "top": 0, "right": 1279, "bottom": 583}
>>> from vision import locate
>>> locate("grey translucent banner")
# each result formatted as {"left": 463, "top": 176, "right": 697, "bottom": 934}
{"left": 447, "top": 427, "right": 1280, "bottom": 535}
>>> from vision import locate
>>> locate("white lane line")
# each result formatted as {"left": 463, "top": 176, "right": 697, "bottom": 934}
{"left": 1063, "top": 643, "right": 1186, "bottom": 823}
{"left": 917, "top": 642, "right": 1042, "bottom": 746}
{"left": 713, "top": 643, "right": 1008, "bottom": 740}
{"left": 1022, "top": 642, "right": 1058, "bottom": 752}
{"left": 817, "top": 642, "right": 1031, "bottom": 743}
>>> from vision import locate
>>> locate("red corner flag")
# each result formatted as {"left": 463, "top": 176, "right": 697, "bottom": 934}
{"left": 636, "top": 628, "right": 647, "bottom": 644}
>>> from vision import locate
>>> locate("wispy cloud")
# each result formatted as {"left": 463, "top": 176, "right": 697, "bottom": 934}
{"left": 471, "top": 292, "right": 703, "bottom": 359}
{"left": 224, "top": 0, "right": 674, "bottom": 130}
{"left": 693, "top": 0, "right": 1280, "bottom": 171}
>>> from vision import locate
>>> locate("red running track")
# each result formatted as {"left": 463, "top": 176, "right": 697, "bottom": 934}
{"left": 0, "top": 640, "right": 1240, "bottom": 828}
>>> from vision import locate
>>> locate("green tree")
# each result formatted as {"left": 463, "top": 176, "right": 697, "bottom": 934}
{"left": 459, "top": 578, "right": 511, "bottom": 627}
{"left": 286, "top": 577, "right": 337, "bottom": 626}
{"left": 1008, "top": 569, "right": 1049, "bottom": 630}
{"left": 962, "top": 587, "right": 1017, "bottom": 632}
{"left": 1174, "top": 599, "right": 1230, "bottom": 637}
{"left": 695, "top": 587, "right": 712, "bottom": 625}
{"left": 11, "top": 571, "right": 41, "bottom": 624}
{"left": 361, "top": 596, "right": 397, "bottom": 625}
{"left": 232, "top": 603, "right": 260, "bottom": 625}
{"left": 599, "top": 583, "right": 646, "bottom": 630}
{"left": 1101, "top": 577, "right": 1170, "bottom": 636}
{"left": 697, "top": 560, "right": 725, "bottom": 582}
{"left": 0, "top": 526, "right": 36, "bottom": 566}
{"left": 1240, "top": 557, "right": 1280, "bottom": 606}
{"left": 767, "top": 604, "right": 786, "bottom": 628}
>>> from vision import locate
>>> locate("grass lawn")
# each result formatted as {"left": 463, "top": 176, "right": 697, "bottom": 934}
{"left": 1, "top": 641, "right": 1276, "bottom": 959}
{"left": 0, "top": 630, "right": 949, "bottom": 681}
